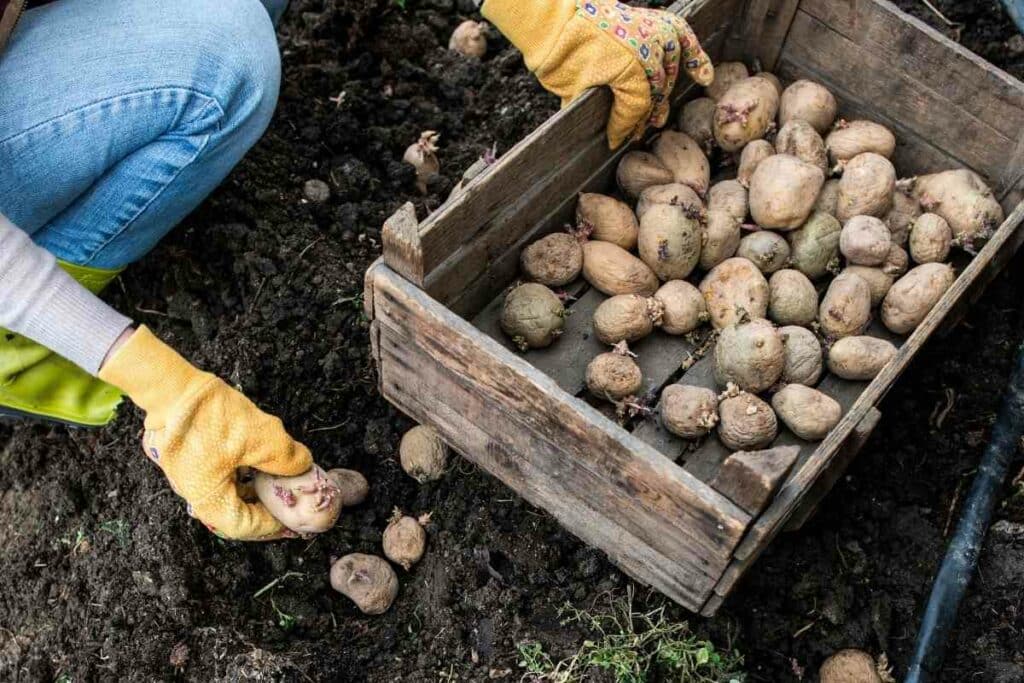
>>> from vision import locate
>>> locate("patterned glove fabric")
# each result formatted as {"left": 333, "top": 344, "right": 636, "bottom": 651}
{"left": 98, "top": 326, "right": 313, "bottom": 540}
{"left": 482, "top": 0, "right": 713, "bottom": 148}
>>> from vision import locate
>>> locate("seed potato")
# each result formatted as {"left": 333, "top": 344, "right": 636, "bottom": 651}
{"left": 617, "top": 151, "right": 674, "bottom": 198}
{"left": 884, "top": 188, "right": 921, "bottom": 245}
{"left": 778, "top": 325, "right": 823, "bottom": 386}
{"left": 788, "top": 211, "right": 842, "bottom": 279}
{"left": 700, "top": 209, "right": 743, "bottom": 271}
{"left": 881, "top": 262, "right": 955, "bottom": 334}
{"left": 661, "top": 384, "right": 719, "bottom": 439}
{"left": 330, "top": 553, "right": 399, "bottom": 615}
{"left": 813, "top": 179, "right": 841, "bottom": 218}
{"left": 708, "top": 179, "right": 748, "bottom": 222}
{"left": 699, "top": 257, "right": 770, "bottom": 328}
{"left": 577, "top": 193, "right": 640, "bottom": 250}
{"left": 714, "top": 318, "right": 785, "bottom": 393}
{"left": 638, "top": 204, "right": 702, "bottom": 281}
{"left": 909, "top": 213, "right": 953, "bottom": 264}
{"left": 400, "top": 425, "right": 449, "bottom": 483}
{"left": 775, "top": 119, "right": 828, "bottom": 175}
{"left": 636, "top": 183, "right": 705, "bottom": 221}
{"left": 713, "top": 77, "right": 780, "bottom": 152}
{"left": 582, "top": 241, "right": 659, "bottom": 296}
{"left": 841, "top": 265, "right": 893, "bottom": 307}
{"left": 327, "top": 469, "right": 369, "bottom": 507}
{"left": 772, "top": 384, "right": 842, "bottom": 441}
{"left": 827, "top": 336, "right": 898, "bottom": 380}
{"left": 752, "top": 71, "right": 783, "bottom": 96}
{"left": 911, "top": 169, "right": 1004, "bottom": 245}
{"left": 382, "top": 511, "right": 428, "bottom": 570}
{"left": 654, "top": 280, "right": 708, "bottom": 335}
{"left": 255, "top": 466, "right": 343, "bottom": 535}
{"left": 837, "top": 153, "right": 896, "bottom": 221}
{"left": 779, "top": 79, "right": 838, "bottom": 134}
{"left": 826, "top": 120, "right": 896, "bottom": 166}
{"left": 520, "top": 233, "right": 583, "bottom": 286}
{"left": 592, "top": 294, "right": 662, "bottom": 344}
{"left": 587, "top": 345, "right": 643, "bottom": 401}
{"left": 819, "top": 272, "right": 872, "bottom": 338}
{"left": 737, "top": 140, "right": 774, "bottom": 188}
{"left": 738, "top": 231, "right": 791, "bottom": 274}
{"left": 500, "top": 283, "right": 565, "bottom": 351}
{"left": 768, "top": 269, "right": 818, "bottom": 326}
{"left": 840, "top": 215, "right": 892, "bottom": 266}
{"left": 749, "top": 154, "right": 825, "bottom": 230}
{"left": 653, "top": 131, "right": 710, "bottom": 196}
{"left": 819, "top": 649, "right": 883, "bottom": 683}
{"left": 705, "top": 61, "right": 749, "bottom": 101}
{"left": 678, "top": 97, "right": 717, "bottom": 154}
{"left": 718, "top": 389, "right": 778, "bottom": 451}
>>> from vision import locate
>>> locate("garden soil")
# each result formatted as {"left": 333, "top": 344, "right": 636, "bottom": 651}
{"left": 2, "top": 0, "right": 1023, "bottom": 681}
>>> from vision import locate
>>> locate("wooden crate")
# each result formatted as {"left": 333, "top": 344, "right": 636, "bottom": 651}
{"left": 365, "top": 0, "right": 1024, "bottom": 615}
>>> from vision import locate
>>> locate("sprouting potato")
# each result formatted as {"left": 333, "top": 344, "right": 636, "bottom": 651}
{"left": 826, "top": 120, "right": 896, "bottom": 167}
{"left": 813, "top": 179, "right": 841, "bottom": 218}
{"left": 255, "top": 466, "right": 343, "bottom": 535}
{"left": 592, "top": 294, "right": 663, "bottom": 344}
{"left": 500, "top": 283, "right": 565, "bottom": 351}
{"left": 713, "top": 77, "right": 780, "bottom": 152}
{"left": 772, "top": 384, "right": 842, "bottom": 441}
{"left": 638, "top": 203, "right": 703, "bottom": 281}
{"left": 399, "top": 425, "right": 449, "bottom": 483}
{"left": 737, "top": 140, "right": 774, "bottom": 188}
{"left": 678, "top": 97, "right": 717, "bottom": 154}
{"left": 881, "top": 262, "right": 955, "bottom": 334}
{"left": 841, "top": 265, "right": 894, "bottom": 307}
{"left": 577, "top": 193, "right": 640, "bottom": 250}
{"left": 654, "top": 280, "right": 708, "bottom": 335}
{"left": 660, "top": 384, "right": 719, "bottom": 439}
{"left": 737, "top": 231, "right": 791, "bottom": 274}
{"left": 819, "top": 649, "right": 883, "bottom": 683}
{"left": 909, "top": 213, "right": 953, "bottom": 264}
{"left": 617, "top": 151, "right": 674, "bottom": 198}
{"left": 778, "top": 325, "right": 823, "bottom": 386}
{"left": 775, "top": 119, "right": 828, "bottom": 175}
{"left": 883, "top": 243, "right": 909, "bottom": 277}
{"left": 587, "top": 342, "right": 643, "bottom": 401}
{"left": 705, "top": 61, "right": 750, "bottom": 101}
{"left": 520, "top": 233, "right": 583, "bottom": 287}
{"left": 788, "top": 211, "right": 842, "bottom": 280}
{"left": 827, "top": 336, "right": 898, "bottom": 380}
{"left": 582, "top": 241, "right": 660, "bottom": 296}
{"left": 717, "top": 387, "right": 778, "bottom": 451}
{"left": 910, "top": 169, "right": 1004, "bottom": 245}
{"left": 700, "top": 209, "right": 743, "bottom": 271}
{"left": 779, "top": 79, "right": 838, "bottom": 134}
{"left": 837, "top": 153, "right": 896, "bottom": 221}
{"left": 636, "top": 183, "right": 705, "bottom": 222}
{"left": 885, "top": 188, "right": 922, "bottom": 245}
{"left": 752, "top": 71, "right": 783, "bottom": 96}
{"left": 653, "top": 131, "right": 710, "bottom": 196}
{"left": 819, "top": 271, "right": 872, "bottom": 339}
{"left": 330, "top": 553, "right": 399, "bottom": 615}
{"left": 714, "top": 318, "right": 784, "bottom": 393}
{"left": 840, "top": 215, "right": 893, "bottom": 266}
{"left": 327, "top": 469, "right": 369, "bottom": 507}
{"left": 708, "top": 179, "right": 748, "bottom": 223}
{"left": 768, "top": 269, "right": 818, "bottom": 326}
{"left": 749, "top": 154, "right": 825, "bottom": 230}
{"left": 382, "top": 509, "right": 428, "bottom": 570}
{"left": 699, "top": 257, "right": 770, "bottom": 329}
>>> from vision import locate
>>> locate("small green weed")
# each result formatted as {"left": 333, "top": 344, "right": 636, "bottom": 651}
{"left": 271, "top": 600, "right": 297, "bottom": 632}
{"left": 98, "top": 519, "right": 131, "bottom": 549}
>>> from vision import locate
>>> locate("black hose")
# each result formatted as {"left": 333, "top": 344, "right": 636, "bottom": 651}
{"left": 905, "top": 342, "right": 1024, "bottom": 682}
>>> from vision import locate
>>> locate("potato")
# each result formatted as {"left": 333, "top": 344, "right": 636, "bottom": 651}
{"left": 593, "top": 294, "right": 662, "bottom": 344}
{"left": 699, "top": 209, "right": 742, "bottom": 271}
{"left": 582, "top": 241, "right": 659, "bottom": 296}
{"left": 638, "top": 203, "right": 702, "bottom": 281}
{"left": 327, "top": 469, "right": 369, "bottom": 507}
{"left": 749, "top": 155, "right": 825, "bottom": 230}
{"left": 778, "top": 325, "right": 823, "bottom": 386}
{"left": 819, "top": 272, "right": 872, "bottom": 339}
{"left": 768, "top": 269, "right": 818, "bottom": 326}
{"left": 737, "top": 231, "right": 791, "bottom": 274}
{"left": 837, "top": 153, "right": 896, "bottom": 221}
{"left": 699, "top": 257, "right": 770, "bottom": 329}
{"left": 883, "top": 243, "right": 909, "bottom": 277}
{"left": 708, "top": 179, "right": 748, "bottom": 222}
{"left": 636, "top": 183, "right": 705, "bottom": 222}
{"left": 520, "top": 233, "right": 583, "bottom": 287}
{"left": 911, "top": 169, "right": 1004, "bottom": 244}
{"left": 654, "top": 280, "right": 708, "bottom": 335}
{"left": 661, "top": 384, "right": 719, "bottom": 438}
{"left": 775, "top": 120, "right": 828, "bottom": 175}
{"left": 881, "top": 262, "right": 955, "bottom": 334}
{"left": 587, "top": 345, "right": 643, "bottom": 401}
{"left": 779, "top": 79, "right": 837, "bottom": 134}
{"left": 713, "top": 77, "right": 780, "bottom": 152}
{"left": 500, "top": 283, "right": 565, "bottom": 351}
{"left": 678, "top": 97, "right": 717, "bottom": 154}
{"left": 617, "top": 151, "right": 674, "bottom": 198}
{"left": 330, "top": 553, "right": 399, "bottom": 615}
{"left": 819, "top": 649, "right": 882, "bottom": 683}
{"left": 714, "top": 318, "right": 784, "bottom": 393}
{"left": 718, "top": 389, "right": 778, "bottom": 451}
{"left": 653, "top": 131, "right": 710, "bottom": 196}
{"left": 399, "top": 425, "right": 449, "bottom": 483}
{"left": 827, "top": 336, "right": 898, "bottom": 380}
{"left": 909, "top": 213, "right": 952, "bottom": 264}
{"left": 787, "top": 211, "right": 842, "bottom": 279}
{"left": 840, "top": 215, "right": 892, "bottom": 266}
{"left": 254, "top": 466, "right": 343, "bottom": 535}
{"left": 885, "top": 188, "right": 921, "bottom": 246}
{"left": 841, "top": 265, "right": 893, "bottom": 307}
{"left": 576, "top": 193, "right": 639, "bottom": 250}
{"left": 772, "top": 384, "right": 842, "bottom": 441}
{"left": 737, "top": 140, "right": 774, "bottom": 188}
{"left": 813, "top": 179, "right": 841, "bottom": 218}
{"left": 382, "top": 510, "right": 427, "bottom": 570}
{"left": 705, "top": 61, "right": 749, "bottom": 101}
{"left": 826, "top": 120, "right": 896, "bottom": 166}
{"left": 752, "top": 71, "right": 782, "bottom": 96}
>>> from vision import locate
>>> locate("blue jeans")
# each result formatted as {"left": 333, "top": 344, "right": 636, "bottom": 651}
{"left": 0, "top": 0, "right": 287, "bottom": 270}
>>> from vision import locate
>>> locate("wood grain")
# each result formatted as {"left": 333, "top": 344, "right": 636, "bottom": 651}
{"left": 381, "top": 202, "right": 423, "bottom": 286}
{"left": 711, "top": 446, "right": 800, "bottom": 516}
{"left": 740, "top": 0, "right": 802, "bottom": 71}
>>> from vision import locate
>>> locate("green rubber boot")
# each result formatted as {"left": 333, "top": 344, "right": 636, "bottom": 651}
{"left": 0, "top": 262, "right": 126, "bottom": 427}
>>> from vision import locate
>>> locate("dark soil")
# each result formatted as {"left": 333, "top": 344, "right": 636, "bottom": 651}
{"left": 2, "top": 0, "right": 1023, "bottom": 681}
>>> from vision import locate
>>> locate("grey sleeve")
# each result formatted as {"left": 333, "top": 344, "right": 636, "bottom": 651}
{"left": 0, "top": 213, "right": 133, "bottom": 375}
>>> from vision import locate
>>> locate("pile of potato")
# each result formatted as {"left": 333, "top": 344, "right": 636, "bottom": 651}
{"left": 502, "top": 62, "right": 1004, "bottom": 453}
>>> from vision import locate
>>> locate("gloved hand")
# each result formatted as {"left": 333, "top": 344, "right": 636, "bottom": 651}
{"left": 482, "top": 0, "right": 714, "bottom": 148}
{"left": 98, "top": 326, "right": 313, "bottom": 541}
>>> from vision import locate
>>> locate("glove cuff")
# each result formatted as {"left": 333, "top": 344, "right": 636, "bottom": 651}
{"left": 482, "top": 0, "right": 577, "bottom": 71}
{"left": 98, "top": 326, "right": 205, "bottom": 412}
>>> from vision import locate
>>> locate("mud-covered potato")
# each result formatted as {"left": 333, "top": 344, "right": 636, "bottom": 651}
{"left": 819, "top": 649, "right": 883, "bottom": 683}
{"left": 714, "top": 318, "right": 784, "bottom": 393}
{"left": 636, "top": 183, "right": 705, "bottom": 222}
{"left": 768, "top": 269, "right": 818, "bottom": 326}
{"left": 400, "top": 425, "right": 449, "bottom": 483}
{"left": 911, "top": 169, "right": 1004, "bottom": 245}
{"left": 819, "top": 272, "right": 872, "bottom": 339}
{"left": 582, "top": 241, "right": 659, "bottom": 296}
{"left": 779, "top": 79, "right": 838, "bottom": 134}
{"left": 638, "top": 204, "right": 702, "bottom": 281}
{"left": 718, "top": 389, "right": 778, "bottom": 451}
{"left": 382, "top": 511, "right": 427, "bottom": 570}
{"left": 840, "top": 215, "right": 892, "bottom": 266}
{"left": 699, "top": 209, "right": 742, "bottom": 271}
{"left": 837, "top": 153, "right": 896, "bottom": 221}
{"left": 652, "top": 131, "right": 710, "bottom": 196}
{"left": 841, "top": 266, "right": 893, "bottom": 307}
{"left": 775, "top": 120, "right": 828, "bottom": 175}
{"left": 500, "top": 283, "right": 565, "bottom": 351}
{"left": 881, "top": 263, "right": 955, "bottom": 334}
{"left": 813, "top": 179, "right": 841, "bottom": 218}
{"left": 255, "top": 466, "right": 343, "bottom": 535}
{"left": 699, "top": 257, "right": 770, "bottom": 329}
{"left": 749, "top": 154, "right": 825, "bottom": 230}
{"left": 706, "top": 61, "right": 749, "bottom": 101}
{"left": 713, "top": 77, "right": 780, "bottom": 152}
{"left": 737, "top": 140, "right": 774, "bottom": 188}
{"left": 678, "top": 97, "right": 717, "bottom": 154}
{"left": 587, "top": 345, "right": 643, "bottom": 401}
{"left": 827, "top": 336, "right": 898, "bottom": 380}
{"left": 577, "top": 193, "right": 639, "bottom": 250}
{"left": 617, "top": 151, "right": 674, "bottom": 198}
{"left": 885, "top": 188, "right": 921, "bottom": 246}
{"left": 593, "top": 294, "right": 662, "bottom": 344}
{"left": 520, "top": 233, "right": 583, "bottom": 287}
{"left": 737, "top": 231, "right": 791, "bottom": 274}
{"left": 772, "top": 384, "right": 842, "bottom": 441}
{"left": 909, "top": 213, "right": 952, "bottom": 264}
{"left": 327, "top": 469, "right": 369, "bottom": 507}
{"left": 330, "top": 553, "right": 399, "bottom": 615}
{"left": 826, "top": 120, "right": 896, "bottom": 166}
{"left": 787, "top": 211, "right": 842, "bottom": 280}
{"left": 778, "top": 325, "right": 823, "bottom": 386}
{"left": 883, "top": 243, "right": 909, "bottom": 277}
{"left": 661, "top": 384, "right": 719, "bottom": 439}
{"left": 708, "top": 179, "right": 748, "bottom": 223}
{"left": 654, "top": 280, "right": 708, "bottom": 335}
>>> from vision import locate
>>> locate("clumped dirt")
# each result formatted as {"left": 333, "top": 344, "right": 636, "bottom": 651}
{"left": 1, "top": 0, "right": 1023, "bottom": 681}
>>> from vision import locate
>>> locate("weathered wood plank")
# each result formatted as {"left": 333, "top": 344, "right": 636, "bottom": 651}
{"left": 381, "top": 202, "right": 424, "bottom": 287}
{"left": 711, "top": 446, "right": 800, "bottom": 516}
{"left": 740, "top": 0, "right": 802, "bottom": 71}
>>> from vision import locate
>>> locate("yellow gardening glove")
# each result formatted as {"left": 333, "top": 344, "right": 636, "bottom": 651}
{"left": 98, "top": 326, "right": 313, "bottom": 541}
{"left": 482, "top": 0, "right": 714, "bottom": 148}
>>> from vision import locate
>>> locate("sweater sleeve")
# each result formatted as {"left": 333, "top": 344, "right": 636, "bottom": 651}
{"left": 0, "top": 213, "right": 133, "bottom": 375}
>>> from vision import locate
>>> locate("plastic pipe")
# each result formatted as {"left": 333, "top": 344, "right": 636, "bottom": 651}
{"left": 1003, "top": 0, "right": 1024, "bottom": 35}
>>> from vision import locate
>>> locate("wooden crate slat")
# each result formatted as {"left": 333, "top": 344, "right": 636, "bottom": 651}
{"left": 740, "top": 0, "right": 803, "bottom": 71}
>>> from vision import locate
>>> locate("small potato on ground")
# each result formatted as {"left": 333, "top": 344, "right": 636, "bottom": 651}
{"left": 699, "top": 257, "right": 770, "bottom": 329}
{"left": 718, "top": 387, "right": 778, "bottom": 451}
{"left": 819, "top": 272, "right": 872, "bottom": 339}
{"left": 779, "top": 79, "right": 837, "bottom": 134}
{"left": 819, "top": 649, "right": 883, "bottom": 683}
{"left": 661, "top": 384, "right": 719, "bottom": 439}
{"left": 749, "top": 154, "right": 825, "bottom": 230}
{"left": 737, "top": 230, "right": 791, "bottom": 274}
{"left": 737, "top": 140, "right": 774, "bottom": 188}
{"left": 787, "top": 211, "right": 842, "bottom": 279}
{"left": 500, "top": 283, "right": 565, "bottom": 351}
{"left": 778, "top": 325, "right": 823, "bottom": 386}
{"left": 400, "top": 425, "right": 449, "bottom": 483}
{"left": 654, "top": 280, "right": 708, "bottom": 335}
{"left": 330, "top": 553, "right": 399, "bottom": 615}
{"left": 714, "top": 318, "right": 784, "bottom": 393}
{"left": 881, "top": 262, "right": 955, "bottom": 334}
{"left": 382, "top": 509, "right": 429, "bottom": 570}
{"left": 255, "top": 466, "right": 343, "bottom": 535}
{"left": 576, "top": 193, "right": 639, "bottom": 250}
{"left": 768, "top": 269, "right": 818, "bottom": 326}
{"left": 617, "top": 151, "right": 674, "bottom": 198}
{"left": 772, "top": 384, "right": 842, "bottom": 441}
{"left": 593, "top": 294, "right": 663, "bottom": 344}
{"left": 582, "top": 241, "right": 659, "bottom": 296}
{"left": 587, "top": 343, "right": 643, "bottom": 401}
{"left": 827, "top": 336, "right": 898, "bottom": 380}
{"left": 449, "top": 20, "right": 487, "bottom": 57}
{"left": 840, "top": 215, "right": 892, "bottom": 266}
{"left": 520, "top": 233, "right": 583, "bottom": 287}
